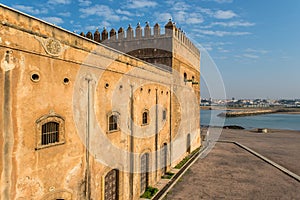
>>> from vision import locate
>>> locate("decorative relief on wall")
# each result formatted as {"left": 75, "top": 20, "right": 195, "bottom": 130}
{"left": 35, "top": 36, "right": 68, "bottom": 56}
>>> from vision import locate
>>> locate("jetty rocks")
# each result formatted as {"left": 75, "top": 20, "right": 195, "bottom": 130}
{"left": 218, "top": 110, "right": 276, "bottom": 118}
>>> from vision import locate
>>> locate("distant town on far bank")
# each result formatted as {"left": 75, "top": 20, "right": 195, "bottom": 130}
{"left": 201, "top": 98, "right": 300, "bottom": 108}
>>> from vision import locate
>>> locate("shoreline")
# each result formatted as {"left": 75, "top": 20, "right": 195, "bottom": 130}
{"left": 201, "top": 106, "right": 300, "bottom": 117}
{"left": 201, "top": 125, "right": 300, "bottom": 132}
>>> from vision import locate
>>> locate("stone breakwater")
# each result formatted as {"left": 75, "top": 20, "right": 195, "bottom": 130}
{"left": 218, "top": 110, "right": 277, "bottom": 117}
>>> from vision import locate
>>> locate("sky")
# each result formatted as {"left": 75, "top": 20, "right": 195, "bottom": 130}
{"left": 1, "top": 0, "right": 300, "bottom": 99}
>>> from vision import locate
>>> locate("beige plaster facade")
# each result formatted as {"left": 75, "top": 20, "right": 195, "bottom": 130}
{"left": 0, "top": 4, "right": 200, "bottom": 200}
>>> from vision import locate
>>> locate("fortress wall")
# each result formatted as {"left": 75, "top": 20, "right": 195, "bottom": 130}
{"left": 82, "top": 21, "right": 200, "bottom": 72}
{"left": 0, "top": 4, "right": 200, "bottom": 200}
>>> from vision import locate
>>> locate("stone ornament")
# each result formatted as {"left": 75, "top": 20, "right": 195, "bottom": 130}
{"left": 35, "top": 36, "right": 67, "bottom": 56}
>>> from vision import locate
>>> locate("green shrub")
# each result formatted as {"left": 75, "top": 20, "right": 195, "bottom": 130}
{"left": 140, "top": 186, "right": 159, "bottom": 199}
{"left": 174, "top": 147, "right": 200, "bottom": 169}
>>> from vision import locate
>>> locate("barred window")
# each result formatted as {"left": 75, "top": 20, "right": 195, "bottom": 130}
{"left": 42, "top": 122, "right": 59, "bottom": 145}
{"left": 109, "top": 114, "right": 118, "bottom": 131}
{"left": 36, "top": 111, "right": 65, "bottom": 150}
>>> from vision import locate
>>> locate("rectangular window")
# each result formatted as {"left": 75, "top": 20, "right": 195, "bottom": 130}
{"left": 162, "top": 110, "right": 167, "bottom": 120}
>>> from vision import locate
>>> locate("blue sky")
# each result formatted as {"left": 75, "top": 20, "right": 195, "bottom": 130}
{"left": 1, "top": 0, "right": 299, "bottom": 99}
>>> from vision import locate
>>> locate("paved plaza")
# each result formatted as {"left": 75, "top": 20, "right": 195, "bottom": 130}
{"left": 164, "top": 129, "right": 300, "bottom": 199}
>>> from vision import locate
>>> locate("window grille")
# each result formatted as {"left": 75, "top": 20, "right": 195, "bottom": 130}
{"left": 42, "top": 122, "right": 59, "bottom": 145}
{"left": 35, "top": 111, "right": 65, "bottom": 150}
{"left": 109, "top": 114, "right": 118, "bottom": 131}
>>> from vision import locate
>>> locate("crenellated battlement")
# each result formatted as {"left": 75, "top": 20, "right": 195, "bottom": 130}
{"left": 79, "top": 20, "right": 200, "bottom": 71}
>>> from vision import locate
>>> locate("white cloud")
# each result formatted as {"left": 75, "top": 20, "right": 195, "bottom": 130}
{"left": 156, "top": 12, "right": 173, "bottom": 23}
{"left": 218, "top": 47, "right": 230, "bottom": 53}
{"left": 186, "top": 17, "right": 204, "bottom": 24}
{"left": 202, "top": 44, "right": 213, "bottom": 51}
{"left": 167, "top": 0, "right": 203, "bottom": 24}
{"left": 201, "top": 0, "right": 233, "bottom": 4}
{"left": 243, "top": 54, "right": 259, "bottom": 59}
{"left": 245, "top": 48, "right": 268, "bottom": 54}
{"left": 121, "top": 16, "right": 130, "bottom": 21}
{"left": 168, "top": 1, "right": 190, "bottom": 11}
{"left": 172, "top": 11, "right": 204, "bottom": 25}
{"left": 214, "top": 10, "right": 237, "bottom": 19}
{"left": 78, "top": 0, "right": 92, "bottom": 6}
{"left": 116, "top": 9, "right": 133, "bottom": 16}
{"left": 58, "top": 12, "right": 71, "bottom": 17}
{"left": 174, "top": 11, "right": 186, "bottom": 23}
{"left": 101, "top": 21, "right": 111, "bottom": 28}
{"left": 41, "top": 17, "right": 64, "bottom": 25}
{"left": 126, "top": 0, "right": 158, "bottom": 9}
{"left": 199, "top": 30, "right": 250, "bottom": 37}
{"left": 197, "top": 7, "right": 214, "bottom": 16}
{"left": 211, "top": 21, "right": 255, "bottom": 27}
{"left": 84, "top": 21, "right": 112, "bottom": 31}
{"left": 213, "top": 0, "right": 233, "bottom": 3}
{"left": 79, "top": 5, "right": 121, "bottom": 21}
{"left": 215, "top": 56, "right": 228, "bottom": 60}
{"left": 186, "top": 13, "right": 204, "bottom": 24}
{"left": 12, "top": 5, "right": 48, "bottom": 15}
{"left": 48, "top": 0, "right": 71, "bottom": 5}
{"left": 201, "top": 41, "right": 231, "bottom": 52}
{"left": 85, "top": 25, "right": 98, "bottom": 31}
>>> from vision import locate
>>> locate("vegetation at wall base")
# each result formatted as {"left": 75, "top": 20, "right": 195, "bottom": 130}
{"left": 161, "top": 171, "right": 175, "bottom": 179}
{"left": 140, "top": 186, "right": 159, "bottom": 199}
{"left": 175, "top": 147, "right": 200, "bottom": 169}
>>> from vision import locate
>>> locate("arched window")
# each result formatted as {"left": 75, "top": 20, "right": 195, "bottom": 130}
{"left": 140, "top": 153, "right": 149, "bottom": 194}
{"left": 184, "top": 72, "right": 187, "bottom": 82}
{"left": 36, "top": 111, "right": 65, "bottom": 150}
{"left": 105, "top": 169, "right": 119, "bottom": 200}
{"left": 161, "top": 143, "right": 168, "bottom": 175}
{"left": 142, "top": 110, "right": 149, "bottom": 125}
{"left": 108, "top": 111, "right": 120, "bottom": 132}
{"left": 109, "top": 115, "right": 118, "bottom": 131}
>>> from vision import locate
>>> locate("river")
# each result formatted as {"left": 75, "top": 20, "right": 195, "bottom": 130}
{"left": 200, "top": 109, "right": 300, "bottom": 131}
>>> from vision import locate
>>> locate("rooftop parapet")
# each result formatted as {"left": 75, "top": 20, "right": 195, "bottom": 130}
{"left": 79, "top": 19, "right": 200, "bottom": 57}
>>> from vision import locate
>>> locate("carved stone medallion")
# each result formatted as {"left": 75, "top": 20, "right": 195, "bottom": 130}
{"left": 45, "top": 38, "right": 62, "bottom": 56}
{"left": 35, "top": 36, "right": 67, "bottom": 57}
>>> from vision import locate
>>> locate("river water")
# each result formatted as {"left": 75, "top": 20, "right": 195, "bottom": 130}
{"left": 200, "top": 109, "right": 300, "bottom": 131}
